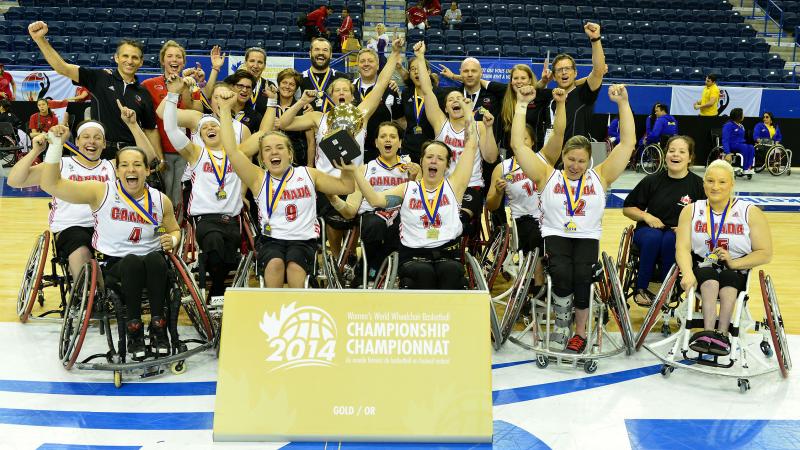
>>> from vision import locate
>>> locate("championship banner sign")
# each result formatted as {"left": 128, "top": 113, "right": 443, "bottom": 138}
{"left": 9, "top": 70, "right": 79, "bottom": 101}
{"left": 213, "top": 289, "right": 492, "bottom": 443}
{"left": 670, "top": 85, "right": 763, "bottom": 117}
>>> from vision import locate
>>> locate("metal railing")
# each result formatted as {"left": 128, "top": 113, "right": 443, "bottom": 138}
{"left": 752, "top": 0, "right": 786, "bottom": 45}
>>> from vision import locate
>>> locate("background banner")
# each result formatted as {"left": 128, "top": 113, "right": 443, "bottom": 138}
{"left": 670, "top": 85, "right": 763, "bottom": 117}
{"left": 8, "top": 70, "right": 79, "bottom": 101}
{"left": 213, "top": 288, "right": 493, "bottom": 443}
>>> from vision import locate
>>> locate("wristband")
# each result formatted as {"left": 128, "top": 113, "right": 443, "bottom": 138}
{"left": 170, "top": 235, "right": 178, "bottom": 248}
{"left": 166, "top": 92, "right": 180, "bottom": 103}
{"left": 44, "top": 133, "right": 64, "bottom": 164}
{"left": 590, "top": 36, "right": 602, "bottom": 42}
{"left": 267, "top": 98, "right": 278, "bottom": 107}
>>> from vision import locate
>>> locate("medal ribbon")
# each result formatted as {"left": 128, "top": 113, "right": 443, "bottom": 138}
{"left": 199, "top": 88, "right": 212, "bottom": 111}
{"left": 418, "top": 179, "right": 444, "bottom": 226}
{"left": 413, "top": 88, "right": 425, "bottom": 128}
{"left": 266, "top": 167, "right": 293, "bottom": 220}
{"left": 706, "top": 198, "right": 732, "bottom": 250}
{"left": 508, "top": 157, "right": 519, "bottom": 174}
{"left": 310, "top": 68, "right": 334, "bottom": 112}
{"left": 63, "top": 141, "right": 100, "bottom": 162}
{"left": 249, "top": 78, "right": 262, "bottom": 108}
{"left": 208, "top": 149, "right": 228, "bottom": 191}
{"left": 561, "top": 171, "right": 585, "bottom": 219}
{"left": 376, "top": 156, "right": 403, "bottom": 171}
{"left": 116, "top": 180, "right": 158, "bottom": 226}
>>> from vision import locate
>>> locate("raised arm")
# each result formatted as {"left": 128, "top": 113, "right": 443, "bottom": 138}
{"left": 675, "top": 204, "right": 696, "bottom": 291}
{"left": 485, "top": 164, "right": 505, "bottom": 212}
{"left": 203, "top": 46, "right": 225, "bottom": 101}
{"left": 584, "top": 22, "right": 605, "bottom": 91}
{"left": 310, "top": 165, "right": 355, "bottom": 196}
{"left": 39, "top": 125, "right": 105, "bottom": 207}
{"left": 278, "top": 90, "right": 321, "bottom": 132}
{"left": 28, "top": 22, "right": 79, "bottom": 82}
{"left": 156, "top": 85, "right": 203, "bottom": 130}
{"left": 413, "top": 42, "right": 447, "bottom": 131}
{"left": 117, "top": 100, "right": 157, "bottom": 164}
{"left": 448, "top": 98, "right": 478, "bottom": 199}
{"left": 258, "top": 89, "right": 279, "bottom": 132}
{"left": 596, "top": 84, "right": 635, "bottom": 188}
{"left": 161, "top": 75, "right": 201, "bottom": 164}
{"left": 7, "top": 134, "right": 47, "bottom": 188}
{"left": 218, "top": 88, "right": 264, "bottom": 194}
{"left": 359, "top": 37, "right": 405, "bottom": 121}
{"left": 477, "top": 111, "right": 498, "bottom": 163}
{"left": 338, "top": 161, "right": 406, "bottom": 209}
{"left": 511, "top": 85, "right": 553, "bottom": 188}
{"left": 539, "top": 87, "right": 567, "bottom": 166}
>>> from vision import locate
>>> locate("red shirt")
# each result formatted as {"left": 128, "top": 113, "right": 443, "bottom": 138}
{"left": 407, "top": 6, "right": 427, "bottom": 25}
{"left": 306, "top": 7, "right": 328, "bottom": 33}
{"left": 338, "top": 15, "right": 353, "bottom": 37}
{"left": 0, "top": 72, "right": 13, "bottom": 100}
{"left": 29, "top": 112, "right": 59, "bottom": 133}
{"left": 424, "top": 0, "right": 441, "bottom": 16}
{"left": 75, "top": 86, "right": 90, "bottom": 102}
{"left": 142, "top": 75, "right": 185, "bottom": 154}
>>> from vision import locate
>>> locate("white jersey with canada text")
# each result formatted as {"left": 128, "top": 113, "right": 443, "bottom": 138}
{"left": 501, "top": 156, "right": 541, "bottom": 220}
{"left": 691, "top": 198, "right": 753, "bottom": 260}
{"left": 400, "top": 180, "right": 462, "bottom": 248}
{"left": 50, "top": 157, "right": 115, "bottom": 232}
{"left": 315, "top": 112, "right": 366, "bottom": 177}
{"left": 540, "top": 169, "right": 606, "bottom": 240}
{"left": 183, "top": 117, "right": 245, "bottom": 182}
{"left": 255, "top": 166, "right": 319, "bottom": 240}
{"left": 92, "top": 181, "right": 165, "bottom": 257}
{"left": 358, "top": 158, "right": 410, "bottom": 215}
{"left": 438, "top": 120, "right": 483, "bottom": 188}
{"left": 187, "top": 148, "right": 243, "bottom": 216}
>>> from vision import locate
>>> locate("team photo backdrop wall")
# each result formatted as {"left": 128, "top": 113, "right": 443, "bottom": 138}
{"left": 213, "top": 288, "right": 493, "bottom": 443}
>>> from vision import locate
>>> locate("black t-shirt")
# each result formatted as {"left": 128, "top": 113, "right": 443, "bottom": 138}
{"left": 623, "top": 171, "right": 706, "bottom": 229}
{"left": 353, "top": 77, "right": 403, "bottom": 163}
{"left": 234, "top": 107, "right": 262, "bottom": 134}
{"left": 531, "top": 82, "right": 600, "bottom": 150}
{"left": 299, "top": 68, "right": 351, "bottom": 113}
{"left": 274, "top": 101, "right": 310, "bottom": 166}
{"left": 400, "top": 86, "right": 441, "bottom": 162}
{"left": 247, "top": 78, "right": 278, "bottom": 118}
{"left": 458, "top": 81, "right": 506, "bottom": 121}
{"left": 78, "top": 67, "right": 156, "bottom": 143}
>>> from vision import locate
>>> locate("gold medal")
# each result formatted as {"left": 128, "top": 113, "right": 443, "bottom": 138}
{"left": 706, "top": 252, "right": 718, "bottom": 262}
{"left": 564, "top": 221, "right": 577, "bottom": 232}
{"left": 426, "top": 228, "right": 440, "bottom": 240}
{"left": 479, "top": 107, "right": 487, "bottom": 115}
{"left": 216, "top": 189, "right": 227, "bottom": 200}
{"left": 316, "top": 90, "right": 323, "bottom": 99}
{"left": 414, "top": 126, "right": 422, "bottom": 134}
{"left": 264, "top": 224, "right": 272, "bottom": 237}
{"left": 155, "top": 225, "right": 167, "bottom": 235}
{"left": 505, "top": 173, "right": 514, "bottom": 182}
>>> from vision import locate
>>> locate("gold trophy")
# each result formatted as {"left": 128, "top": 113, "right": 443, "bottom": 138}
{"left": 324, "top": 103, "right": 365, "bottom": 139}
{"left": 320, "top": 104, "right": 365, "bottom": 165}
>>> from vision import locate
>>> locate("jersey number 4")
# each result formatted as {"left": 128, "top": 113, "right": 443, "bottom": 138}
{"left": 128, "top": 227, "right": 142, "bottom": 244}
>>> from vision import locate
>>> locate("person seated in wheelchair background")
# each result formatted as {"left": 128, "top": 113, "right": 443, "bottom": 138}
{"left": 341, "top": 95, "right": 479, "bottom": 290}
{"left": 329, "top": 122, "right": 420, "bottom": 287}
{"left": 623, "top": 135, "right": 705, "bottom": 307}
{"left": 721, "top": 107, "right": 756, "bottom": 177}
{"left": 218, "top": 88, "right": 355, "bottom": 288}
{"left": 37, "top": 127, "right": 181, "bottom": 361}
{"left": 676, "top": 159, "right": 773, "bottom": 356}
{"left": 640, "top": 102, "right": 677, "bottom": 149}
{"left": 753, "top": 111, "right": 782, "bottom": 144}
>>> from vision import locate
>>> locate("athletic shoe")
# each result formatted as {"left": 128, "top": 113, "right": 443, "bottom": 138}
{"left": 707, "top": 331, "right": 731, "bottom": 356}
{"left": 565, "top": 334, "right": 587, "bottom": 354}
{"left": 126, "top": 319, "right": 147, "bottom": 361}
{"left": 149, "top": 316, "right": 171, "bottom": 356}
{"left": 734, "top": 168, "right": 744, "bottom": 177}
{"left": 743, "top": 168, "right": 755, "bottom": 176}
{"left": 689, "top": 330, "right": 714, "bottom": 354}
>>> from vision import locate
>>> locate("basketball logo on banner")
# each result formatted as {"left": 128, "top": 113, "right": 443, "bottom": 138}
{"left": 259, "top": 302, "right": 337, "bottom": 372}
{"left": 718, "top": 89, "right": 731, "bottom": 115}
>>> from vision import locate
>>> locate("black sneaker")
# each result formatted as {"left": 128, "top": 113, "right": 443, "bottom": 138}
{"left": 126, "top": 319, "right": 146, "bottom": 361}
{"left": 689, "top": 330, "right": 714, "bottom": 354}
{"left": 565, "top": 334, "right": 587, "bottom": 354}
{"left": 149, "top": 316, "right": 171, "bottom": 357}
{"left": 707, "top": 331, "right": 731, "bottom": 356}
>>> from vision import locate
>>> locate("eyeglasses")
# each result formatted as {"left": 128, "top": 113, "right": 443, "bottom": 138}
{"left": 553, "top": 67, "right": 574, "bottom": 74}
{"left": 234, "top": 83, "right": 254, "bottom": 92}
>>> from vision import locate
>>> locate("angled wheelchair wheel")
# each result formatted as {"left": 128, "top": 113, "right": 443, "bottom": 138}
{"left": 635, "top": 264, "right": 678, "bottom": 351}
{"left": 639, "top": 144, "right": 663, "bottom": 174}
{"left": 499, "top": 249, "right": 538, "bottom": 345}
{"left": 59, "top": 260, "right": 98, "bottom": 369}
{"left": 466, "top": 252, "right": 501, "bottom": 351}
{"left": 706, "top": 146, "right": 724, "bottom": 167}
{"left": 231, "top": 250, "right": 255, "bottom": 288}
{"left": 169, "top": 253, "right": 215, "bottom": 342}
{"left": 322, "top": 248, "right": 343, "bottom": 289}
{"left": 760, "top": 271, "right": 792, "bottom": 378}
{"left": 480, "top": 225, "right": 511, "bottom": 291}
{"left": 753, "top": 144, "right": 770, "bottom": 173}
{"left": 179, "top": 219, "right": 197, "bottom": 265}
{"left": 766, "top": 145, "right": 791, "bottom": 176}
{"left": 616, "top": 225, "right": 633, "bottom": 294}
{"left": 337, "top": 224, "right": 360, "bottom": 276}
{"left": 18, "top": 231, "right": 51, "bottom": 323}
{"left": 602, "top": 252, "right": 635, "bottom": 355}
{"left": 373, "top": 252, "right": 398, "bottom": 289}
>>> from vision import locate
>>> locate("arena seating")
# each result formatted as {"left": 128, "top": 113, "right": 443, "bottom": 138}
{"left": 1, "top": 0, "right": 796, "bottom": 84}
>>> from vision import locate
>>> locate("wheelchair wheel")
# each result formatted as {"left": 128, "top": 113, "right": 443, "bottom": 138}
{"left": 231, "top": 251, "right": 255, "bottom": 288}
{"left": 373, "top": 252, "right": 398, "bottom": 289}
{"left": 59, "top": 260, "right": 98, "bottom": 369}
{"left": 466, "top": 252, "right": 501, "bottom": 351}
{"left": 168, "top": 253, "right": 215, "bottom": 342}
{"left": 179, "top": 219, "right": 197, "bottom": 265}
{"left": 322, "top": 248, "right": 343, "bottom": 289}
{"left": 337, "top": 224, "right": 360, "bottom": 276}
{"left": 498, "top": 249, "right": 538, "bottom": 344}
{"left": 639, "top": 144, "right": 663, "bottom": 174}
{"left": 753, "top": 144, "right": 770, "bottom": 173}
{"left": 602, "top": 252, "right": 635, "bottom": 355}
{"left": 18, "top": 231, "right": 51, "bottom": 323}
{"left": 760, "top": 271, "right": 792, "bottom": 378}
{"left": 635, "top": 264, "right": 678, "bottom": 351}
{"left": 706, "top": 146, "right": 724, "bottom": 167}
{"left": 616, "top": 225, "right": 633, "bottom": 294}
{"left": 765, "top": 145, "right": 791, "bottom": 176}
{"left": 479, "top": 225, "right": 510, "bottom": 290}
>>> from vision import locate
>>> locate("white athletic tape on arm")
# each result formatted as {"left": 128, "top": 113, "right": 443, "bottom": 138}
{"left": 164, "top": 92, "right": 191, "bottom": 150}
{"left": 44, "top": 132, "right": 64, "bottom": 164}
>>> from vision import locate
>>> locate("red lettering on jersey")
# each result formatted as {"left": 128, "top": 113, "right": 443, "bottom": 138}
{"left": 68, "top": 174, "right": 110, "bottom": 182}
{"left": 281, "top": 186, "right": 311, "bottom": 201}
{"left": 369, "top": 176, "right": 407, "bottom": 187}
{"left": 443, "top": 135, "right": 464, "bottom": 150}
{"left": 694, "top": 221, "right": 745, "bottom": 235}
{"left": 408, "top": 194, "right": 451, "bottom": 210}
{"left": 202, "top": 162, "right": 234, "bottom": 174}
{"left": 111, "top": 207, "right": 159, "bottom": 224}
{"left": 553, "top": 183, "right": 595, "bottom": 195}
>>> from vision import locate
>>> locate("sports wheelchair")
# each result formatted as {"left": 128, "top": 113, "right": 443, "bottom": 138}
{"left": 18, "top": 230, "right": 72, "bottom": 323}
{"left": 638, "top": 141, "right": 664, "bottom": 175}
{"left": 59, "top": 253, "right": 215, "bottom": 387}
{"left": 515, "top": 251, "right": 635, "bottom": 373}
{"left": 642, "top": 266, "right": 791, "bottom": 392}
{"left": 754, "top": 139, "right": 792, "bottom": 176}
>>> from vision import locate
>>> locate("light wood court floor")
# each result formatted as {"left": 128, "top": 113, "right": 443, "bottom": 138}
{"left": 2, "top": 197, "right": 799, "bottom": 334}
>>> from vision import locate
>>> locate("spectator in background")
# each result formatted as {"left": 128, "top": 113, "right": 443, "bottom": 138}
{"left": 258, "top": 68, "right": 315, "bottom": 167}
{"left": 443, "top": 2, "right": 462, "bottom": 30}
{"left": 643, "top": 103, "right": 678, "bottom": 146}
{"left": 342, "top": 30, "right": 362, "bottom": 72}
{"left": 0, "top": 98, "right": 22, "bottom": 131}
{"left": 367, "top": 23, "right": 390, "bottom": 69}
{"left": 304, "top": 5, "right": 330, "bottom": 41}
{"left": 299, "top": 37, "right": 350, "bottom": 114}
{"left": 407, "top": 2, "right": 428, "bottom": 30}
{"left": 223, "top": 70, "right": 262, "bottom": 134}
{"left": 423, "top": 0, "right": 442, "bottom": 16}
{"left": 694, "top": 74, "right": 720, "bottom": 116}
{"left": 753, "top": 111, "right": 782, "bottom": 143}
{"left": 28, "top": 98, "right": 59, "bottom": 137}
{"left": 337, "top": 8, "right": 353, "bottom": 51}
{"left": 0, "top": 63, "right": 16, "bottom": 100}
{"left": 607, "top": 116, "right": 620, "bottom": 145}
{"left": 722, "top": 107, "right": 755, "bottom": 177}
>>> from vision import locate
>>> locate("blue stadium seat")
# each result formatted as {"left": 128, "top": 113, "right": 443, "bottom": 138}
{"left": 559, "top": 46, "right": 577, "bottom": 56}
{"left": 716, "top": 37, "right": 737, "bottom": 52}
{"left": 498, "top": 29, "right": 516, "bottom": 43}
{"left": 60, "top": 6, "right": 77, "bottom": 21}
{"left": 207, "top": 38, "right": 226, "bottom": 50}
{"left": 145, "top": 38, "right": 166, "bottom": 54}
{"left": 516, "top": 31, "right": 534, "bottom": 46}
{"left": 559, "top": 5, "right": 576, "bottom": 18}
{"left": 446, "top": 44, "right": 465, "bottom": 54}
{"left": 15, "top": 51, "right": 38, "bottom": 66}
{"left": 646, "top": 66, "right": 667, "bottom": 80}
{"left": 51, "top": 36, "right": 72, "bottom": 52}
{"left": 148, "top": 8, "right": 167, "bottom": 23}
{"left": 243, "top": 0, "right": 261, "bottom": 9}
{"left": 213, "top": 24, "right": 231, "bottom": 39}
{"left": 546, "top": 18, "right": 565, "bottom": 32}
{"left": 444, "top": 30, "right": 461, "bottom": 43}
{"left": 463, "top": 29, "right": 479, "bottom": 41}
{"left": 276, "top": 0, "right": 294, "bottom": 11}
{"left": 89, "top": 36, "right": 111, "bottom": 53}
{"left": 245, "top": 38, "right": 265, "bottom": 49}
{"left": 406, "top": 29, "right": 424, "bottom": 44}
{"left": 428, "top": 43, "right": 446, "bottom": 56}
{"left": 203, "top": 10, "right": 223, "bottom": 24}
{"left": 669, "top": 21, "right": 688, "bottom": 36}
{"left": 695, "top": 36, "right": 716, "bottom": 50}
{"left": 232, "top": 25, "right": 253, "bottom": 39}
{"left": 575, "top": 5, "right": 593, "bottom": 18}
{"left": 541, "top": 5, "right": 558, "bottom": 17}
{"left": 2, "top": 7, "right": 24, "bottom": 21}
{"left": 494, "top": 4, "right": 508, "bottom": 17}
{"left": 221, "top": 10, "right": 238, "bottom": 24}
{"left": 175, "top": 24, "right": 196, "bottom": 39}
{"left": 477, "top": 16, "right": 495, "bottom": 31}
{"left": 426, "top": 28, "right": 444, "bottom": 41}
{"left": 479, "top": 30, "right": 498, "bottom": 44}
{"left": 227, "top": 38, "right": 246, "bottom": 52}
{"left": 643, "top": 35, "right": 662, "bottom": 51}
{"left": 674, "top": 50, "right": 692, "bottom": 66}
{"left": 0, "top": 51, "right": 17, "bottom": 65}
{"left": 552, "top": 32, "right": 570, "bottom": 45}
{"left": 156, "top": 23, "right": 178, "bottom": 39}
{"left": 709, "top": 52, "right": 728, "bottom": 67}
{"left": 194, "top": 24, "right": 214, "bottom": 38}
{"left": 7, "top": 20, "right": 28, "bottom": 36}
{"left": 284, "top": 40, "right": 303, "bottom": 53}
{"left": 142, "top": 54, "right": 159, "bottom": 68}
{"left": 534, "top": 31, "right": 553, "bottom": 47}
{"left": 530, "top": 17, "right": 547, "bottom": 31}
{"left": 564, "top": 19, "right": 583, "bottom": 32}
{"left": 0, "top": 35, "right": 13, "bottom": 52}
{"left": 654, "top": 50, "right": 675, "bottom": 66}
{"left": 607, "top": 64, "right": 627, "bottom": 78}
{"left": 511, "top": 17, "right": 528, "bottom": 31}
{"left": 626, "top": 65, "right": 647, "bottom": 79}
{"left": 484, "top": 44, "right": 502, "bottom": 56}
{"left": 508, "top": 4, "right": 525, "bottom": 16}
{"left": 250, "top": 24, "right": 269, "bottom": 39}
{"left": 766, "top": 54, "right": 785, "bottom": 68}
{"left": 628, "top": 34, "right": 644, "bottom": 49}
{"left": 12, "top": 35, "right": 31, "bottom": 52}
{"left": 495, "top": 17, "right": 512, "bottom": 31}
{"left": 268, "top": 25, "right": 287, "bottom": 40}
{"left": 749, "top": 52, "right": 767, "bottom": 68}
{"left": 619, "top": 20, "right": 636, "bottom": 34}
{"left": 665, "top": 66, "right": 685, "bottom": 80}
{"left": 684, "top": 67, "right": 705, "bottom": 81}
{"left": 760, "top": 68, "right": 783, "bottom": 83}
{"left": 722, "top": 68, "right": 743, "bottom": 83}
{"left": 658, "top": 8, "right": 677, "bottom": 22}
{"left": 465, "top": 44, "right": 482, "bottom": 55}
{"left": 741, "top": 68, "right": 762, "bottom": 83}
{"left": 264, "top": 40, "right": 282, "bottom": 52}
{"left": 128, "top": 8, "right": 147, "bottom": 23}
{"left": 174, "top": 0, "right": 192, "bottom": 7}
{"left": 184, "top": 9, "right": 203, "bottom": 22}
{"left": 637, "top": 49, "right": 655, "bottom": 66}
{"left": 238, "top": 11, "right": 256, "bottom": 25}
{"left": 748, "top": 37, "right": 770, "bottom": 53}
{"left": 76, "top": 52, "right": 97, "bottom": 66}
{"left": 503, "top": 45, "right": 522, "bottom": 57}
{"left": 662, "top": 35, "right": 682, "bottom": 50}
{"left": 727, "top": 51, "right": 747, "bottom": 67}
{"left": 782, "top": 69, "right": 796, "bottom": 83}
{"left": 525, "top": 4, "right": 541, "bottom": 17}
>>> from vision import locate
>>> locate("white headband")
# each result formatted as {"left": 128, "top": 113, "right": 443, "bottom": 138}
{"left": 196, "top": 115, "right": 221, "bottom": 132}
{"left": 76, "top": 121, "right": 105, "bottom": 138}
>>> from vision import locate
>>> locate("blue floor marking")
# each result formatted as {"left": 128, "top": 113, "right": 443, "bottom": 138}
{"left": 625, "top": 419, "right": 800, "bottom": 450}
{"left": 492, "top": 363, "right": 662, "bottom": 406}
{"left": 491, "top": 359, "right": 534, "bottom": 370}
{"left": 0, "top": 408, "right": 213, "bottom": 430}
{"left": 0, "top": 379, "right": 216, "bottom": 396}
{"left": 1, "top": 179, "right": 49, "bottom": 197}
{"left": 278, "top": 420, "right": 549, "bottom": 450}
{"left": 38, "top": 445, "right": 142, "bottom": 450}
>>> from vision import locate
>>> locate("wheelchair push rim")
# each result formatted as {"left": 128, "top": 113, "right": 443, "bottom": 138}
{"left": 168, "top": 253, "right": 215, "bottom": 342}
{"left": 18, "top": 231, "right": 51, "bottom": 323}
{"left": 760, "top": 271, "right": 792, "bottom": 378}
{"left": 635, "top": 264, "right": 679, "bottom": 351}
{"left": 59, "top": 259, "right": 98, "bottom": 370}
